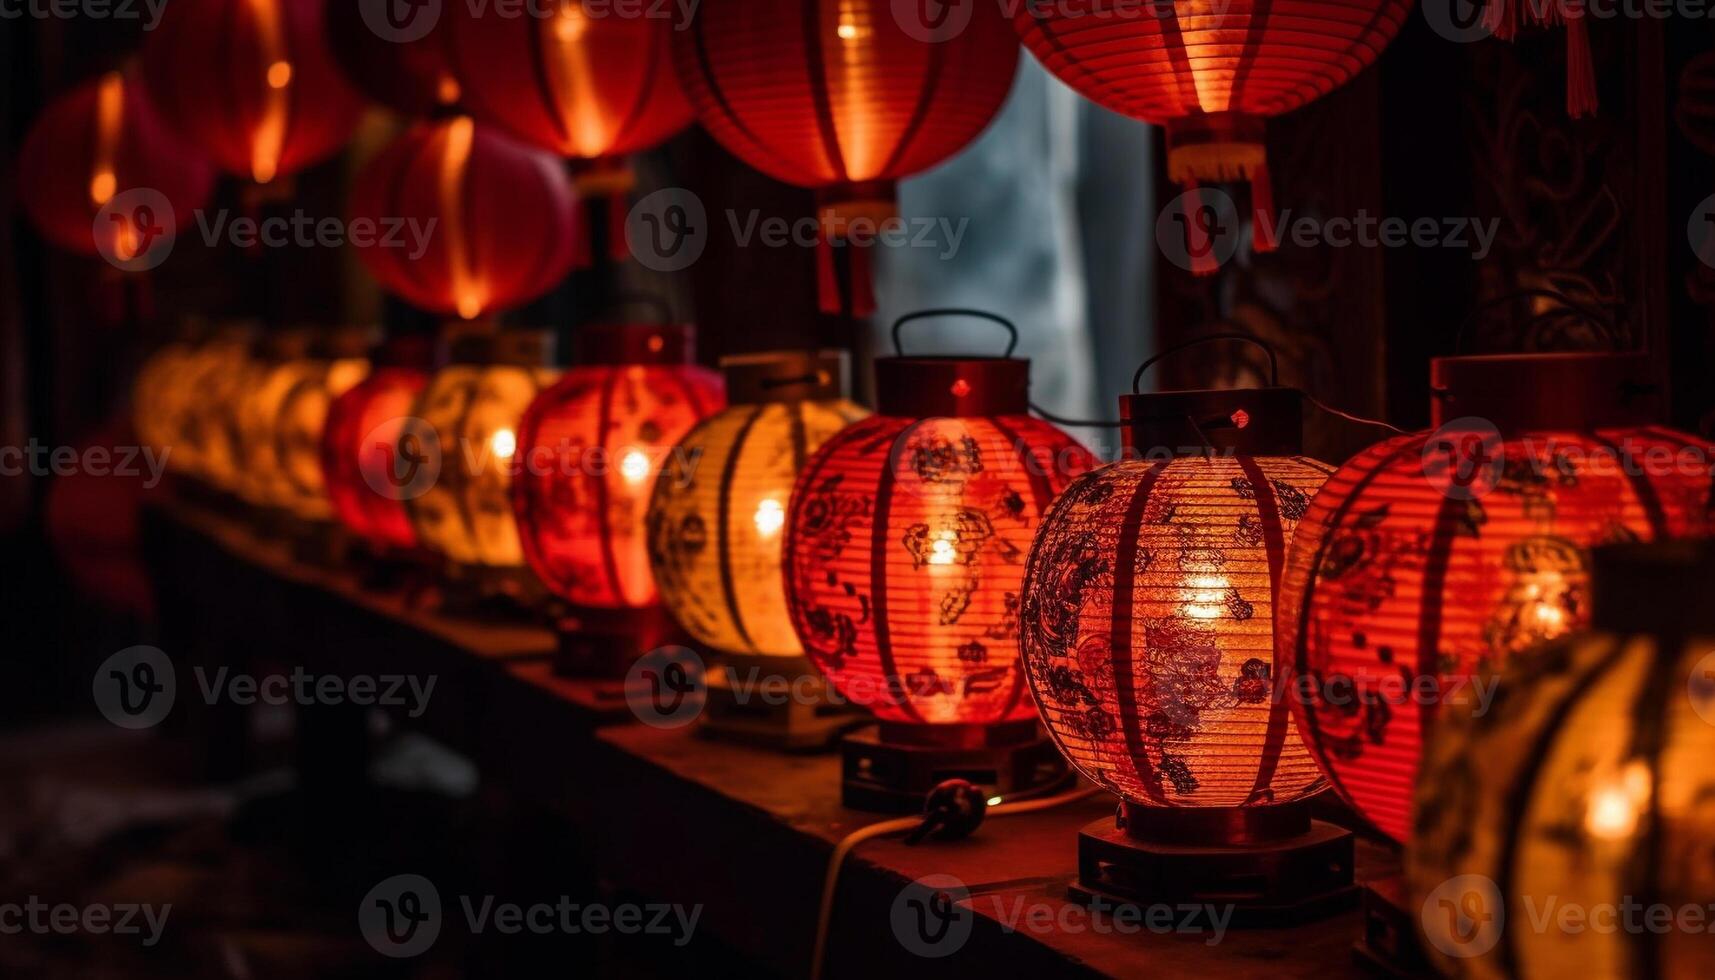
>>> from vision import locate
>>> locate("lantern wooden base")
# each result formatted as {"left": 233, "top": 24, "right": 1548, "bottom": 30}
{"left": 1070, "top": 801, "right": 1357, "bottom": 927}
{"left": 839, "top": 721, "right": 1068, "bottom": 813}
{"left": 554, "top": 605, "right": 682, "bottom": 679}
{"left": 697, "top": 655, "right": 867, "bottom": 752}
{"left": 1352, "top": 874, "right": 1430, "bottom": 976}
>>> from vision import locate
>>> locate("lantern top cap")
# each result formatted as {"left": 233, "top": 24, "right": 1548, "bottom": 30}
{"left": 872, "top": 356, "right": 1030, "bottom": 418}
{"left": 722, "top": 349, "right": 849, "bottom": 405}
{"left": 1592, "top": 540, "right": 1715, "bottom": 635}
{"left": 575, "top": 321, "right": 696, "bottom": 366}
{"left": 445, "top": 326, "right": 557, "bottom": 367}
{"left": 1120, "top": 386, "right": 1304, "bottom": 457}
{"left": 1431, "top": 351, "right": 1662, "bottom": 432}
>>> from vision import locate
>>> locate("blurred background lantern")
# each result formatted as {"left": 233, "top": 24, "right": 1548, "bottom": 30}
{"left": 1481, "top": 0, "right": 1597, "bottom": 119}
{"left": 404, "top": 328, "right": 559, "bottom": 602}
{"left": 17, "top": 71, "right": 215, "bottom": 259}
{"left": 141, "top": 0, "right": 363, "bottom": 184}
{"left": 1015, "top": 0, "right": 1412, "bottom": 270}
{"left": 1411, "top": 541, "right": 1715, "bottom": 978}
{"left": 348, "top": 116, "right": 581, "bottom": 321}
{"left": 674, "top": 0, "right": 1020, "bottom": 317}
{"left": 1279, "top": 353, "right": 1715, "bottom": 847}
{"left": 446, "top": 0, "right": 692, "bottom": 266}
{"left": 169, "top": 324, "right": 260, "bottom": 494}
{"left": 321, "top": 335, "right": 437, "bottom": 559}
{"left": 1020, "top": 339, "right": 1352, "bottom": 918}
{"left": 512, "top": 320, "right": 724, "bottom": 674}
{"left": 647, "top": 350, "right": 868, "bottom": 747}
{"left": 324, "top": 0, "right": 461, "bottom": 116}
{"left": 133, "top": 331, "right": 202, "bottom": 477}
{"left": 783, "top": 311, "right": 1093, "bottom": 810}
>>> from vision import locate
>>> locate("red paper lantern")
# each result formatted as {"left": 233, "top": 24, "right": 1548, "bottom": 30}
{"left": 783, "top": 315, "right": 1094, "bottom": 728}
{"left": 1278, "top": 354, "right": 1715, "bottom": 844}
{"left": 348, "top": 116, "right": 581, "bottom": 320}
{"left": 674, "top": 0, "right": 1020, "bottom": 315}
{"left": 324, "top": 0, "right": 461, "bottom": 115}
{"left": 512, "top": 323, "right": 724, "bottom": 655}
{"left": 1015, "top": 1, "right": 1411, "bottom": 270}
{"left": 17, "top": 72, "right": 215, "bottom": 258}
{"left": 1482, "top": 1, "right": 1597, "bottom": 118}
{"left": 321, "top": 337, "right": 435, "bottom": 555}
{"left": 141, "top": 0, "right": 363, "bottom": 183}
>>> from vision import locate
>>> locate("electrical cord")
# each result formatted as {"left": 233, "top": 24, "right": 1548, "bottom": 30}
{"left": 808, "top": 780, "right": 1104, "bottom": 980}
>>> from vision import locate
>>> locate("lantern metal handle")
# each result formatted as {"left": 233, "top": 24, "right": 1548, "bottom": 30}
{"left": 891, "top": 308, "right": 1020, "bottom": 358}
{"left": 1131, "top": 332, "right": 1279, "bottom": 393}
{"left": 605, "top": 291, "right": 675, "bottom": 325}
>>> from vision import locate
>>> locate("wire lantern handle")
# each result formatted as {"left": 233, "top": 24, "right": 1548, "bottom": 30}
{"left": 891, "top": 308, "right": 1020, "bottom": 358}
{"left": 1132, "top": 332, "right": 1280, "bottom": 394}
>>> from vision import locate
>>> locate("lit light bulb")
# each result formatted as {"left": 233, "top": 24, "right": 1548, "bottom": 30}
{"left": 89, "top": 171, "right": 116, "bottom": 206}
{"left": 1183, "top": 574, "right": 1230, "bottom": 620}
{"left": 1585, "top": 760, "right": 1651, "bottom": 841}
{"left": 754, "top": 498, "right": 785, "bottom": 538}
{"left": 266, "top": 60, "right": 293, "bottom": 89}
{"left": 620, "top": 449, "right": 651, "bottom": 485}
{"left": 837, "top": 20, "right": 860, "bottom": 40}
{"left": 490, "top": 428, "right": 517, "bottom": 461}
{"left": 928, "top": 531, "right": 959, "bottom": 566}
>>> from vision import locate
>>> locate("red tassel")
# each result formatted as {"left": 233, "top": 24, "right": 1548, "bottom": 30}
{"left": 1483, "top": 0, "right": 1519, "bottom": 40}
{"left": 1565, "top": 17, "right": 1598, "bottom": 118}
{"left": 1250, "top": 161, "right": 1278, "bottom": 253}
{"left": 817, "top": 236, "right": 840, "bottom": 315}
{"left": 1182, "top": 183, "right": 1219, "bottom": 277}
{"left": 607, "top": 194, "right": 630, "bottom": 262}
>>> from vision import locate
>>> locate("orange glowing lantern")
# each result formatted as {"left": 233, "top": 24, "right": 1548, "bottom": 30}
{"left": 231, "top": 331, "right": 370, "bottom": 524}
{"left": 320, "top": 336, "right": 436, "bottom": 557}
{"left": 171, "top": 325, "right": 260, "bottom": 493}
{"left": 512, "top": 323, "right": 724, "bottom": 673}
{"left": 348, "top": 116, "right": 582, "bottom": 321}
{"left": 1279, "top": 354, "right": 1715, "bottom": 845}
{"left": 1015, "top": 1, "right": 1412, "bottom": 270}
{"left": 141, "top": 0, "right": 363, "bottom": 183}
{"left": 674, "top": 0, "right": 1020, "bottom": 315}
{"left": 18, "top": 72, "right": 214, "bottom": 261}
{"left": 783, "top": 311, "right": 1094, "bottom": 810}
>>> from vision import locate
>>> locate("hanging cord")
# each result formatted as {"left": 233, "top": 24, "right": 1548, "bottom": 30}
{"left": 891, "top": 308, "right": 1020, "bottom": 357}
{"left": 808, "top": 781, "right": 1102, "bottom": 980}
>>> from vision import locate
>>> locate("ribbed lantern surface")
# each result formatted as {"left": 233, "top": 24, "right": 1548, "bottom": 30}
{"left": 321, "top": 366, "right": 430, "bottom": 552}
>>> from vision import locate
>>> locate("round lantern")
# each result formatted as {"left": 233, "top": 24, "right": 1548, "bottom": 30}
{"left": 1482, "top": 1, "right": 1597, "bottom": 119}
{"left": 141, "top": 0, "right": 363, "bottom": 183}
{"left": 1279, "top": 353, "right": 1715, "bottom": 845}
{"left": 348, "top": 116, "right": 581, "bottom": 321}
{"left": 176, "top": 325, "right": 260, "bottom": 492}
{"left": 512, "top": 322, "right": 724, "bottom": 672}
{"left": 783, "top": 311, "right": 1094, "bottom": 810}
{"left": 1410, "top": 541, "right": 1715, "bottom": 978}
{"left": 325, "top": 0, "right": 460, "bottom": 115}
{"left": 404, "top": 329, "right": 560, "bottom": 595}
{"left": 134, "top": 337, "right": 198, "bottom": 472}
{"left": 232, "top": 331, "right": 369, "bottom": 522}
{"left": 18, "top": 71, "right": 215, "bottom": 259}
{"left": 675, "top": 0, "right": 1020, "bottom": 316}
{"left": 1015, "top": 1, "right": 1411, "bottom": 270}
{"left": 321, "top": 336, "right": 436, "bottom": 556}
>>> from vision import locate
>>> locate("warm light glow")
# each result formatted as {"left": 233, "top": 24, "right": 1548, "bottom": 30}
{"left": 927, "top": 531, "right": 959, "bottom": 566}
{"left": 249, "top": 0, "right": 289, "bottom": 184}
{"left": 620, "top": 449, "right": 651, "bottom": 485}
{"left": 91, "top": 72, "right": 124, "bottom": 207}
{"left": 1585, "top": 761, "right": 1651, "bottom": 841}
{"left": 89, "top": 172, "right": 116, "bottom": 206}
{"left": 266, "top": 60, "right": 293, "bottom": 89}
{"left": 1183, "top": 574, "right": 1231, "bottom": 620}
{"left": 438, "top": 117, "right": 484, "bottom": 319}
{"left": 545, "top": 2, "right": 610, "bottom": 158}
{"left": 833, "top": 3, "right": 880, "bottom": 177}
{"left": 986, "top": 795, "right": 1003, "bottom": 807}
{"left": 490, "top": 428, "right": 517, "bottom": 460}
{"left": 837, "top": 20, "right": 861, "bottom": 40}
{"left": 754, "top": 498, "right": 785, "bottom": 538}
{"left": 437, "top": 74, "right": 462, "bottom": 106}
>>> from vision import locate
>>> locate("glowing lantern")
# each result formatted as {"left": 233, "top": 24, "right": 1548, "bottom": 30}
{"left": 1411, "top": 541, "right": 1715, "bottom": 977}
{"left": 1279, "top": 353, "right": 1715, "bottom": 845}
{"left": 404, "top": 330, "right": 559, "bottom": 591}
{"left": 324, "top": 0, "right": 461, "bottom": 115}
{"left": 141, "top": 0, "right": 363, "bottom": 183}
{"left": 320, "top": 336, "right": 436, "bottom": 556}
{"left": 674, "top": 0, "right": 1020, "bottom": 315}
{"left": 18, "top": 72, "right": 215, "bottom": 259}
{"left": 512, "top": 323, "right": 724, "bottom": 670}
{"left": 231, "top": 331, "right": 370, "bottom": 521}
{"left": 783, "top": 311, "right": 1094, "bottom": 809}
{"left": 348, "top": 116, "right": 581, "bottom": 320}
{"left": 1015, "top": 1, "right": 1412, "bottom": 270}
{"left": 174, "top": 326, "right": 260, "bottom": 492}
{"left": 134, "top": 337, "right": 199, "bottom": 473}
{"left": 1481, "top": 1, "right": 1597, "bottom": 119}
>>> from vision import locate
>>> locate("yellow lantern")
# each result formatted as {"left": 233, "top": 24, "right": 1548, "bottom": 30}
{"left": 1410, "top": 541, "right": 1715, "bottom": 978}
{"left": 133, "top": 335, "right": 197, "bottom": 471}
{"left": 231, "top": 331, "right": 370, "bottom": 522}
{"left": 404, "top": 328, "right": 558, "bottom": 595}
{"left": 182, "top": 325, "right": 260, "bottom": 494}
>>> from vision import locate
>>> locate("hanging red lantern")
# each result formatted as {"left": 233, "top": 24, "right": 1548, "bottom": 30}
{"left": 1019, "top": 338, "right": 1356, "bottom": 920}
{"left": 1278, "top": 353, "right": 1715, "bottom": 845}
{"left": 1482, "top": 1, "right": 1597, "bottom": 118}
{"left": 18, "top": 71, "right": 215, "bottom": 258}
{"left": 348, "top": 116, "right": 581, "bottom": 320}
{"left": 1015, "top": 2, "right": 1412, "bottom": 272}
{"left": 674, "top": 0, "right": 1020, "bottom": 316}
{"left": 783, "top": 311, "right": 1095, "bottom": 810}
{"left": 141, "top": 0, "right": 363, "bottom": 184}
{"left": 512, "top": 321, "right": 724, "bottom": 673}
{"left": 324, "top": 0, "right": 461, "bottom": 115}
{"left": 321, "top": 335, "right": 436, "bottom": 557}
